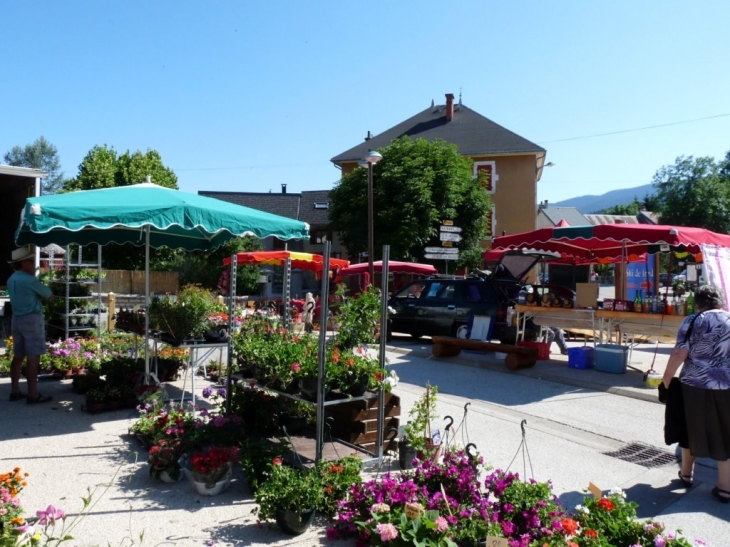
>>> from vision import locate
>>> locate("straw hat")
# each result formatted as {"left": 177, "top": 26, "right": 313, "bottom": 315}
{"left": 8, "top": 246, "right": 36, "bottom": 264}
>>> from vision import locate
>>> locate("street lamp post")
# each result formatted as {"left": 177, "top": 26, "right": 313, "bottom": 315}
{"left": 359, "top": 150, "right": 383, "bottom": 284}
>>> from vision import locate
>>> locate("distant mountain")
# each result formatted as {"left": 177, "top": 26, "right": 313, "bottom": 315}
{"left": 552, "top": 184, "right": 655, "bottom": 214}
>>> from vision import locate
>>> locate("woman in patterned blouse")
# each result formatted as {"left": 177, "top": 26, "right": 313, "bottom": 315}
{"left": 663, "top": 284, "right": 730, "bottom": 503}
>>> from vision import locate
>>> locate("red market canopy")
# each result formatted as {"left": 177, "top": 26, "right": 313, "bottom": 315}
{"left": 339, "top": 260, "right": 438, "bottom": 276}
{"left": 492, "top": 224, "right": 730, "bottom": 260}
{"left": 484, "top": 248, "right": 645, "bottom": 265}
{"left": 223, "top": 251, "right": 350, "bottom": 271}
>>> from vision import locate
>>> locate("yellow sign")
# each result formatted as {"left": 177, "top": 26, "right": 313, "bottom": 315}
{"left": 486, "top": 536, "right": 509, "bottom": 547}
{"left": 442, "top": 220, "right": 454, "bottom": 226}
{"left": 404, "top": 503, "right": 424, "bottom": 520}
{"left": 588, "top": 482, "right": 602, "bottom": 499}
{"left": 442, "top": 241, "right": 453, "bottom": 247}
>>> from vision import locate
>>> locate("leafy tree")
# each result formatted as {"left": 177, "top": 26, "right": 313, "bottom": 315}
{"left": 4, "top": 136, "right": 64, "bottom": 194}
{"left": 64, "top": 145, "right": 177, "bottom": 191}
{"left": 652, "top": 154, "right": 730, "bottom": 232}
{"left": 328, "top": 137, "right": 491, "bottom": 270}
{"left": 603, "top": 199, "right": 642, "bottom": 215}
{"left": 174, "top": 236, "right": 264, "bottom": 294}
{"left": 64, "top": 144, "right": 180, "bottom": 271}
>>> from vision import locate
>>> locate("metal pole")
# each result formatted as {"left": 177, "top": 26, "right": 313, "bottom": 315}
{"left": 283, "top": 257, "right": 291, "bottom": 331}
{"left": 377, "top": 245, "right": 390, "bottom": 463}
{"left": 367, "top": 162, "right": 375, "bottom": 285}
{"left": 315, "top": 241, "right": 331, "bottom": 463}
{"left": 226, "top": 254, "right": 237, "bottom": 415}
{"left": 144, "top": 226, "right": 150, "bottom": 381}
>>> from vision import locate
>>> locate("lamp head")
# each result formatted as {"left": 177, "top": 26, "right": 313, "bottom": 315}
{"left": 363, "top": 150, "right": 383, "bottom": 164}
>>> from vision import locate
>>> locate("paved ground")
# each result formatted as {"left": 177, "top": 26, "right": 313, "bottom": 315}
{"left": 1, "top": 295, "right": 728, "bottom": 546}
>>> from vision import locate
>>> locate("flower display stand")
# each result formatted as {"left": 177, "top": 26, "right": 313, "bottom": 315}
{"left": 325, "top": 391, "right": 400, "bottom": 454}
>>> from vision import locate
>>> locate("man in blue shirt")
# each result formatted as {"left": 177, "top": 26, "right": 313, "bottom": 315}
{"left": 7, "top": 246, "right": 54, "bottom": 404}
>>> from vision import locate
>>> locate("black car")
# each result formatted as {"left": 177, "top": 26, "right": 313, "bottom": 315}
{"left": 388, "top": 250, "right": 565, "bottom": 341}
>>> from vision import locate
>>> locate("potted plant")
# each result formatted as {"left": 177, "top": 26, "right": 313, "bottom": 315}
{"left": 85, "top": 387, "right": 107, "bottom": 413}
{"left": 253, "top": 461, "right": 322, "bottom": 535}
{"left": 149, "top": 285, "right": 216, "bottom": 345}
{"left": 148, "top": 439, "right": 185, "bottom": 483}
{"left": 402, "top": 383, "right": 441, "bottom": 467}
{"left": 183, "top": 446, "right": 238, "bottom": 495}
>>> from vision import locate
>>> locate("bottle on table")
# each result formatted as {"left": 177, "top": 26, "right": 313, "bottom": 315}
{"left": 672, "top": 295, "right": 679, "bottom": 315}
{"left": 664, "top": 296, "right": 672, "bottom": 316}
{"left": 686, "top": 291, "right": 695, "bottom": 315}
{"left": 634, "top": 291, "right": 643, "bottom": 314}
{"left": 676, "top": 297, "right": 686, "bottom": 316}
{"left": 651, "top": 292, "right": 659, "bottom": 314}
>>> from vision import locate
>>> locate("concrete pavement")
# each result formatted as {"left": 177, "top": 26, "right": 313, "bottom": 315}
{"left": 1, "top": 330, "right": 728, "bottom": 546}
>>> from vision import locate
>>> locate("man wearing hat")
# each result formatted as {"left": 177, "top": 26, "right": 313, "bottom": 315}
{"left": 7, "top": 246, "right": 54, "bottom": 404}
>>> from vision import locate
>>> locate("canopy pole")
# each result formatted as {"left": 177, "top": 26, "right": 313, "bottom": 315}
{"left": 377, "top": 245, "right": 390, "bottom": 463}
{"left": 315, "top": 241, "right": 331, "bottom": 463}
{"left": 144, "top": 226, "right": 151, "bottom": 382}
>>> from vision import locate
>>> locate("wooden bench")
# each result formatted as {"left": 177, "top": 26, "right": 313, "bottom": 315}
{"left": 431, "top": 336, "right": 538, "bottom": 370}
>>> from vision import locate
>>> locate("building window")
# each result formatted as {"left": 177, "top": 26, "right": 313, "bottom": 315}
{"left": 473, "top": 161, "right": 498, "bottom": 193}
{"left": 310, "top": 230, "right": 329, "bottom": 245}
{"left": 314, "top": 202, "right": 329, "bottom": 209}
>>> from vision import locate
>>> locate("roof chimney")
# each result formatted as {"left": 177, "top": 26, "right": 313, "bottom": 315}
{"left": 281, "top": 184, "right": 287, "bottom": 194}
{"left": 445, "top": 93, "right": 455, "bottom": 121}
{"left": 364, "top": 130, "right": 372, "bottom": 141}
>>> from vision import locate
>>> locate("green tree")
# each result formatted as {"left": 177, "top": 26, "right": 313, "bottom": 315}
{"left": 652, "top": 154, "right": 730, "bottom": 232}
{"left": 4, "top": 136, "right": 64, "bottom": 194}
{"left": 64, "top": 145, "right": 177, "bottom": 191}
{"left": 174, "top": 236, "right": 264, "bottom": 294}
{"left": 64, "top": 144, "right": 180, "bottom": 271}
{"left": 603, "top": 199, "right": 641, "bottom": 215}
{"left": 328, "top": 137, "right": 491, "bottom": 270}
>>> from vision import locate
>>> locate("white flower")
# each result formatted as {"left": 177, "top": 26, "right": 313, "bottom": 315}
{"left": 383, "top": 370, "right": 399, "bottom": 388}
{"left": 608, "top": 487, "right": 626, "bottom": 498}
{"left": 575, "top": 504, "right": 590, "bottom": 514}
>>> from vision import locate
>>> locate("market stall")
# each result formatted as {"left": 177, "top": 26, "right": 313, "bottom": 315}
{"left": 14, "top": 182, "right": 310, "bottom": 378}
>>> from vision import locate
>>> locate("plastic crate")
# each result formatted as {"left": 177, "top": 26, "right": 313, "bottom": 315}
{"left": 516, "top": 340, "right": 550, "bottom": 360}
{"left": 567, "top": 347, "right": 595, "bottom": 369}
{"left": 594, "top": 344, "right": 628, "bottom": 374}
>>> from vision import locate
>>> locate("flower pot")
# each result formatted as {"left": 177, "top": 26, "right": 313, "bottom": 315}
{"left": 417, "top": 440, "right": 442, "bottom": 462}
{"left": 87, "top": 402, "right": 105, "bottom": 414}
{"left": 191, "top": 474, "right": 231, "bottom": 496}
{"left": 275, "top": 508, "right": 315, "bottom": 536}
{"left": 298, "top": 377, "right": 319, "bottom": 401}
{"left": 399, "top": 439, "right": 417, "bottom": 470}
{"left": 344, "top": 374, "right": 370, "bottom": 397}
{"left": 159, "top": 469, "right": 182, "bottom": 483}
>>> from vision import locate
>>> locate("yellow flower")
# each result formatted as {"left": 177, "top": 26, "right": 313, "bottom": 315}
{"left": 11, "top": 516, "right": 25, "bottom": 524}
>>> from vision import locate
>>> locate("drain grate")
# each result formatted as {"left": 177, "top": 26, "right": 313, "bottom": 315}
{"left": 602, "top": 442, "right": 677, "bottom": 468}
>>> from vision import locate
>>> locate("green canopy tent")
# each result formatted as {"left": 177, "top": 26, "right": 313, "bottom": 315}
{"left": 14, "top": 182, "right": 310, "bottom": 376}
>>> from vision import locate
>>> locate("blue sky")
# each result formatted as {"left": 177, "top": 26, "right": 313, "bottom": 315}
{"left": 2, "top": 1, "right": 729, "bottom": 204}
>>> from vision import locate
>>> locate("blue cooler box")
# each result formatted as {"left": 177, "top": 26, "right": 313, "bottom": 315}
{"left": 567, "top": 347, "right": 595, "bottom": 369}
{"left": 594, "top": 344, "right": 628, "bottom": 374}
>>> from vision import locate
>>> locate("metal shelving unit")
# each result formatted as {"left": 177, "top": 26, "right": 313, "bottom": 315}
{"left": 49, "top": 245, "right": 104, "bottom": 340}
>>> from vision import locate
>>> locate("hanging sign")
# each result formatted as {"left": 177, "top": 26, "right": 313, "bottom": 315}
{"left": 440, "top": 232, "right": 462, "bottom": 242}
{"left": 425, "top": 253, "right": 458, "bottom": 260}
{"left": 440, "top": 225, "right": 462, "bottom": 233}
{"left": 424, "top": 247, "right": 458, "bottom": 254}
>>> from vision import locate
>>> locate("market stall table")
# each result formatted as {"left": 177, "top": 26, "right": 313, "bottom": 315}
{"left": 515, "top": 304, "right": 598, "bottom": 344}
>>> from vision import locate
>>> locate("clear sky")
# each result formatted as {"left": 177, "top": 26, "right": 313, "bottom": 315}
{"left": 2, "top": 1, "right": 728, "bottom": 204}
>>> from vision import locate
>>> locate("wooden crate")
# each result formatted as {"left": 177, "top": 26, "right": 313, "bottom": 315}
{"left": 325, "top": 392, "right": 401, "bottom": 452}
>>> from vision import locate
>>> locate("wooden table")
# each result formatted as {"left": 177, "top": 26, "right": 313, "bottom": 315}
{"left": 596, "top": 310, "right": 686, "bottom": 344}
{"left": 515, "top": 305, "right": 598, "bottom": 343}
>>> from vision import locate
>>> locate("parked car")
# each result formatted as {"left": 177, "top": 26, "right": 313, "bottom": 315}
{"left": 387, "top": 250, "right": 572, "bottom": 342}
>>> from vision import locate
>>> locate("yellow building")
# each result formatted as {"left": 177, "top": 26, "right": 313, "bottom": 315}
{"left": 331, "top": 93, "right": 548, "bottom": 249}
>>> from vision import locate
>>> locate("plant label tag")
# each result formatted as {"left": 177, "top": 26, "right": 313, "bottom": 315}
{"left": 588, "top": 482, "right": 602, "bottom": 499}
{"left": 486, "top": 536, "right": 509, "bottom": 547}
{"left": 404, "top": 503, "right": 423, "bottom": 520}
{"left": 431, "top": 429, "right": 442, "bottom": 445}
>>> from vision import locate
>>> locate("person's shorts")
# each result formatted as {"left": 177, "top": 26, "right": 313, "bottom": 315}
{"left": 11, "top": 313, "right": 46, "bottom": 357}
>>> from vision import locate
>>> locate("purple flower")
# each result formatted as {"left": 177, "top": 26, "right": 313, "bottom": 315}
{"left": 326, "top": 527, "right": 339, "bottom": 540}
{"left": 655, "top": 536, "right": 667, "bottom": 547}
{"left": 202, "top": 386, "right": 213, "bottom": 398}
{"left": 216, "top": 388, "right": 227, "bottom": 398}
{"left": 36, "top": 504, "right": 66, "bottom": 525}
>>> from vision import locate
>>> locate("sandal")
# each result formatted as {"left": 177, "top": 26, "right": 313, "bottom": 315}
{"left": 26, "top": 394, "right": 53, "bottom": 405}
{"left": 8, "top": 392, "right": 27, "bottom": 402}
{"left": 712, "top": 487, "right": 730, "bottom": 504}
{"left": 677, "top": 470, "right": 693, "bottom": 488}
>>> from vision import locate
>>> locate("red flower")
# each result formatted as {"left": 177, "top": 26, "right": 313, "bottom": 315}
{"left": 584, "top": 529, "right": 598, "bottom": 538}
{"left": 326, "top": 484, "right": 333, "bottom": 494}
{"left": 346, "top": 359, "right": 355, "bottom": 366}
{"left": 329, "top": 464, "right": 343, "bottom": 474}
{"left": 597, "top": 498, "right": 614, "bottom": 511}
{"left": 290, "top": 363, "right": 301, "bottom": 372}
{"left": 560, "top": 518, "right": 579, "bottom": 535}
{"left": 272, "top": 457, "right": 283, "bottom": 466}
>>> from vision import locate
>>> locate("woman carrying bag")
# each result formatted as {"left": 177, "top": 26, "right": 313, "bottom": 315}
{"left": 663, "top": 284, "right": 730, "bottom": 503}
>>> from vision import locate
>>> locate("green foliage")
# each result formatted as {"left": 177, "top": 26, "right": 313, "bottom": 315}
{"left": 329, "top": 136, "right": 491, "bottom": 270}
{"left": 254, "top": 463, "right": 323, "bottom": 521}
{"left": 313, "top": 455, "right": 363, "bottom": 517}
{"left": 4, "top": 136, "right": 64, "bottom": 194}
{"left": 149, "top": 285, "right": 216, "bottom": 339}
{"left": 173, "top": 236, "right": 264, "bottom": 293}
{"left": 603, "top": 199, "right": 642, "bottom": 215}
{"left": 333, "top": 283, "right": 381, "bottom": 348}
{"left": 404, "top": 383, "right": 439, "bottom": 453}
{"left": 653, "top": 153, "right": 730, "bottom": 232}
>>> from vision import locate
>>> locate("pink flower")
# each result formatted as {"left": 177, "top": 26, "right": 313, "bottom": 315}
{"left": 290, "top": 362, "right": 301, "bottom": 372}
{"left": 434, "top": 516, "right": 448, "bottom": 532}
{"left": 375, "top": 523, "right": 399, "bottom": 542}
{"left": 655, "top": 536, "right": 667, "bottom": 547}
{"left": 37, "top": 504, "right": 66, "bottom": 525}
